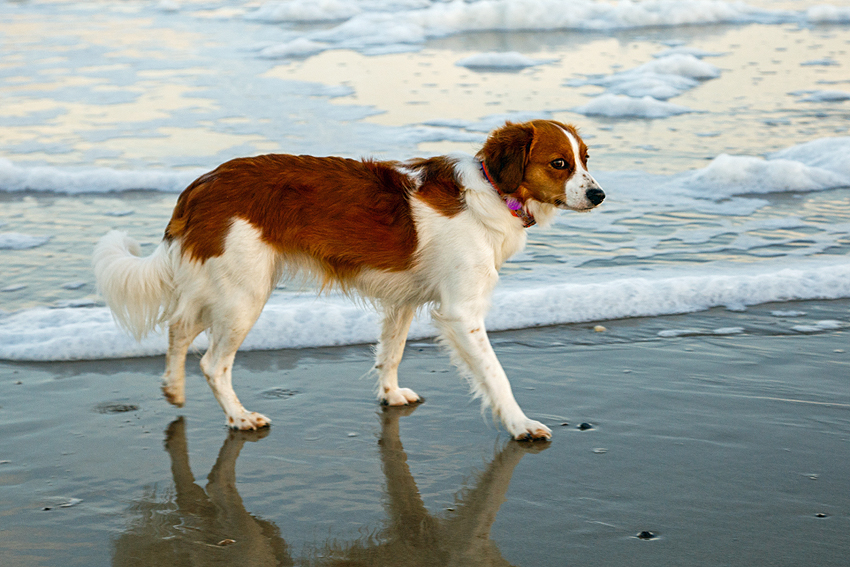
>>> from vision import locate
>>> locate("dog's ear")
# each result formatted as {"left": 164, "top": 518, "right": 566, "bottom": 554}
{"left": 479, "top": 122, "right": 536, "bottom": 194}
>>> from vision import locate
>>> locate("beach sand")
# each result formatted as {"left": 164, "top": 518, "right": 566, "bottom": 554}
{"left": 1, "top": 299, "right": 848, "bottom": 566}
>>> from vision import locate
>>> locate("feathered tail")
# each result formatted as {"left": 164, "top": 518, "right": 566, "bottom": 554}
{"left": 93, "top": 230, "right": 174, "bottom": 340}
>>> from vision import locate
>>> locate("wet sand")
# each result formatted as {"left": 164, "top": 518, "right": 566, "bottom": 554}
{"left": 1, "top": 299, "right": 848, "bottom": 566}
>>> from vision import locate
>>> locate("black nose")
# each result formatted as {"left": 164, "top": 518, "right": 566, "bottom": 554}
{"left": 586, "top": 187, "right": 605, "bottom": 206}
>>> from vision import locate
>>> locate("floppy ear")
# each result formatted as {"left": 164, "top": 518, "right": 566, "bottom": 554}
{"left": 479, "top": 122, "right": 536, "bottom": 194}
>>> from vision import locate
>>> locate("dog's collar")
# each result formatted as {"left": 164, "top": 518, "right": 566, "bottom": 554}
{"left": 479, "top": 161, "right": 536, "bottom": 228}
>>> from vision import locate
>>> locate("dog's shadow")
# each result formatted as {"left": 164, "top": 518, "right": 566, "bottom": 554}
{"left": 113, "top": 411, "right": 547, "bottom": 566}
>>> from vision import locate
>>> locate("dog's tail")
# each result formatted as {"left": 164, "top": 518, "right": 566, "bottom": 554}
{"left": 93, "top": 230, "right": 174, "bottom": 341}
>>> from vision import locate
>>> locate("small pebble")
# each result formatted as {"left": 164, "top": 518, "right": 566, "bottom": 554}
{"left": 217, "top": 539, "right": 236, "bottom": 546}
{"left": 95, "top": 402, "right": 140, "bottom": 414}
{"left": 578, "top": 422, "right": 593, "bottom": 431}
{"left": 560, "top": 422, "right": 570, "bottom": 427}
{"left": 636, "top": 531, "right": 657, "bottom": 540}
{"left": 593, "top": 325, "right": 607, "bottom": 332}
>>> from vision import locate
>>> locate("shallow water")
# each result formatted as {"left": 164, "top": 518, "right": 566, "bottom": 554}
{"left": 1, "top": 300, "right": 848, "bottom": 566}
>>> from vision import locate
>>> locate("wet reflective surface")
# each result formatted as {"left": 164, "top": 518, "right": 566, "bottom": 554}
{"left": 112, "top": 411, "right": 542, "bottom": 566}
{"left": 2, "top": 303, "right": 849, "bottom": 566}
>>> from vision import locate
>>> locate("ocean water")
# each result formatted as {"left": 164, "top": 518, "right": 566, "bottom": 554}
{"left": 1, "top": 0, "right": 849, "bottom": 360}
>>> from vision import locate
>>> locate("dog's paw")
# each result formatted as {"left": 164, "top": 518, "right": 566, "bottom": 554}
{"left": 379, "top": 387, "right": 423, "bottom": 407}
{"left": 161, "top": 382, "right": 185, "bottom": 407}
{"left": 226, "top": 411, "right": 271, "bottom": 431}
{"left": 511, "top": 419, "right": 552, "bottom": 442}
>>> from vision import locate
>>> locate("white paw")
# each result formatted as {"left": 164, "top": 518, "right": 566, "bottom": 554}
{"left": 380, "top": 387, "right": 423, "bottom": 406}
{"left": 226, "top": 411, "right": 271, "bottom": 430}
{"left": 161, "top": 382, "right": 185, "bottom": 407}
{"left": 509, "top": 419, "right": 552, "bottom": 442}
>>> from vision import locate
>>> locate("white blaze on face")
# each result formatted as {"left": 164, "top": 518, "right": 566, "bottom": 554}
{"left": 561, "top": 127, "right": 604, "bottom": 211}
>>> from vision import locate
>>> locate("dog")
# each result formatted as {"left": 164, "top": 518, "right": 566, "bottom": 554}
{"left": 93, "top": 120, "right": 604, "bottom": 440}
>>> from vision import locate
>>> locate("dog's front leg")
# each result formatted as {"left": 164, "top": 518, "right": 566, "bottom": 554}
{"left": 375, "top": 303, "right": 422, "bottom": 406}
{"left": 434, "top": 306, "right": 552, "bottom": 441}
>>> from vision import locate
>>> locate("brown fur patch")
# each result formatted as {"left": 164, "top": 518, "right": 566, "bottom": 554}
{"left": 164, "top": 155, "right": 419, "bottom": 279}
{"left": 477, "top": 122, "right": 536, "bottom": 194}
{"left": 407, "top": 156, "right": 466, "bottom": 217}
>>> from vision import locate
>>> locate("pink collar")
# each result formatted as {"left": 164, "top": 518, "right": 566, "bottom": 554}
{"left": 479, "top": 161, "right": 536, "bottom": 228}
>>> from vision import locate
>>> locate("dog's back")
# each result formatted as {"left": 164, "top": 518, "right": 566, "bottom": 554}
{"left": 164, "top": 155, "right": 423, "bottom": 280}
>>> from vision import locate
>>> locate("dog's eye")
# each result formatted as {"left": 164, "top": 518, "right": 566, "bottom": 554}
{"left": 551, "top": 158, "right": 568, "bottom": 170}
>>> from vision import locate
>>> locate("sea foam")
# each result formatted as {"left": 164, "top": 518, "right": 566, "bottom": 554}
{"left": 455, "top": 52, "right": 554, "bottom": 70}
{"left": 665, "top": 136, "right": 850, "bottom": 197}
{"left": 1, "top": 262, "right": 849, "bottom": 361}
{"left": 0, "top": 158, "right": 200, "bottom": 194}
{"left": 0, "top": 233, "right": 51, "bottom": 250}
{"left": 572, "top": 94, "right": 694, "bottom": 118}
{"left": 569, "top": 54, "right": 720, "bottom": 100}
{"left": 796, "top": 90, "right": 850, "bottom": 102}
{"left": 249, "top": 0, "right": 838, "bottom": 59}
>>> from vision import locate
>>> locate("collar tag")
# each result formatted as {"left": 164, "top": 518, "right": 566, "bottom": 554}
{"left": 479, "top": 161, "right": 536, "bottom": 228}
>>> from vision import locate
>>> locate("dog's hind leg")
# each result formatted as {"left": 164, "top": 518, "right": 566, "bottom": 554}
{"left": 200, "top": 304, "right": 270, "bottom": 430}
{"left": 375, "top": 303, "right": 422, "bottom": 406}
{"left": 194, "top": 219, "right": 279, "bottom": 430}
{"left": 161, "top": 321, "right": 204, "bottom": 407}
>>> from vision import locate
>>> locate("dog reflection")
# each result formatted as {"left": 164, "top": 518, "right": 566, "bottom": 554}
{"left": 319, "top": 407, "right": 547, "bottom": 567}
{"left": 114, "top": 410, "right": 546, "bottom": 566}
{"left": 112, "top": 418, "right": 292, "bottom": 566}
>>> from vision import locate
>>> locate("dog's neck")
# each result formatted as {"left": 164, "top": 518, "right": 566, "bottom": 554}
{"left": 478, "top": 161, "right": 536, "bottom": 228}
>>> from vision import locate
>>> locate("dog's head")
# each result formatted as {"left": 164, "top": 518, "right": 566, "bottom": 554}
{"left": 478, "top": 120, "right": 604, "bottom": 212}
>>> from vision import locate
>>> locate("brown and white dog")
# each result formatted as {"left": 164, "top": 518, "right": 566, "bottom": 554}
{"left": 93, "top": 120, "right": 604, "bottom": 440}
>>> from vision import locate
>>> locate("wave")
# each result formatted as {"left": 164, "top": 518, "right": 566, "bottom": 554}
{"left": 2, "top": 136, "right": 849, "bottom": 196}
{"left": 2, "top": 261, "right": 849, "bottom": 361}
{"left": 675, "top": 137, "right": 850, "bottom": 197}
{"left": 0, "top": 158, "right": 201, "bottom": 195}
{"left": 572, "top": 93, "right": 694, "bottom": 118}
{"left": 250, "top": 0, "right": 850, "bottom": 58}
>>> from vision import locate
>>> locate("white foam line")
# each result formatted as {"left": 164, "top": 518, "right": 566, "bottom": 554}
{"left": 251, "top": 0, "right": 850, "bottom": 59}
{"left": 2, "top": 262, "right": 849, "bottom": 362}
{"left": 0, "top": 158, "right": 201, "bottom": 194}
